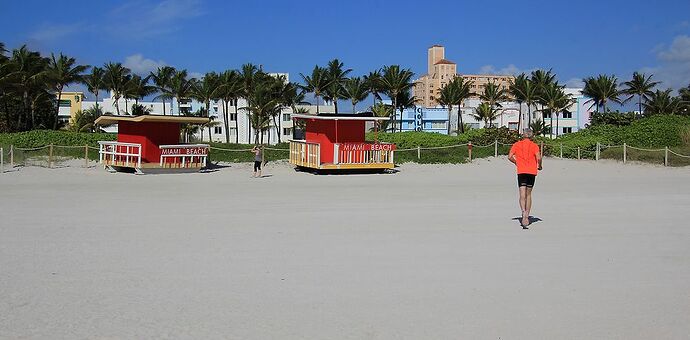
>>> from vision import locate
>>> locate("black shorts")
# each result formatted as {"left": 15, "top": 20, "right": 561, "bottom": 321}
{"left": 254, "top": 161, "right": 262, "bottom": 171}
{"left": 517, "top": 174, "right": 536, "bottom": 188}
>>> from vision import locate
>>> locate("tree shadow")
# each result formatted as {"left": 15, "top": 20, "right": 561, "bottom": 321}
{"left": 511, "top": 216, "right": 543, "bottom": 228}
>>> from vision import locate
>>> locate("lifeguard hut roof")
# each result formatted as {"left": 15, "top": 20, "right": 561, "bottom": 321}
{"left": 94, "top": 114, "right": 209, "bottom": 125}
{"left": 291, "top": 113, "right": 389, "bottom": 121}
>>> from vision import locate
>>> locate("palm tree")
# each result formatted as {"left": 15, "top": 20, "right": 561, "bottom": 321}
{"left": 529, "top": 119, "right": 550, "bottom": 137}
{"left": 150, "top": 66, "right": 175, "bottom": 115}
{"left": 300, "top": 65, "right": 331, "bottom": 114}
{"left": 452, "top": 77, "right": 473, "bottom": 134}
{"left": 538, "top": 82, "right": 574, "bottom": 137}
{"left": 46, "top": 53, "right": 89, "bottom": 129}
{"left": 509, "top": 73, "right": 530, "bottom": 132}
{"left": 11, "top": 45, "right": 49, "bottom": 130}
{"left": 363, "top": 70, "right": 383, "bottom": 107}
{"left": 379, "top": 65, "right": 414, "bottom": 132}
{"left": 215, "top": 70, "right": 243, "bottom": 143}
{"left": 530, "top": 69, "right": 556, "bottom": 123}
{"left": 395, "top": 90, "right": 416, "bottom": 131}
{"left": 343, "top": 77, "right": 369, "bottom": 113}
{"left": 191, "top": 72, "right": 220, "bottom": 141}
{"left": 323, "top": 59, "right": 351, "bottom": 114}
{"left": 622, "top": 72, "right": 660, "bottom": 115}
{"left": 242, "top": 76, "right": 281, "bottom": 144}
{"left": 479, "top": 80, "right": 508, "bottom": 127}
{"left": 437, "top": 81, "right": 460, "bottom": 135}
{"left": 472, "top": 102, "right": 499, "bottom": 127}
{"left": 582, "top": 74, "right": 622, "bottom": 113}
{"left": 168, "top": 70, "right": 194, "bottom": 115}
{"left": 125, "top": 74, "right": 155, "bottom": 107}
{"left": 370, "top": 102, "right": 392, "bottom": 132}
{"left": 82, "top": 66, "right": 105, "bottom": 111}
{"left": 240, "top": 63, "right": 260, "bottom": 139}
{"left": 103, "top": 62, "right": 131, "bottom": 115}
{"left": 643, "top": 89, "right": 682, "bottom": 115}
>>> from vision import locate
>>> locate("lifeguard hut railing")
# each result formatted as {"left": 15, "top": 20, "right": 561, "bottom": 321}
{"left": 333, "top": 142, "right": 395, "bottom": 165}
{"left": 289, "top": 140, "right": 320, "bottom": 168}
{"left": 159, "top": 144, "right": 209, "bottom": 168}
{"left": 98, "top": 141, "right": 142, "bottom": 169}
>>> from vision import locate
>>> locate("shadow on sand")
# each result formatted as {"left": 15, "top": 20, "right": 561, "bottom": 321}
{"left": 294, "top": 166, "right": 398, "bottom": 176}
{"left": 511, "top": 216, "right": 543, "bottom": 229}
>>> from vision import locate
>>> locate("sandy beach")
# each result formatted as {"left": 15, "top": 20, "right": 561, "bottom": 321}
{"left": 1, "top": 158, "right": 689, "bottom": 339}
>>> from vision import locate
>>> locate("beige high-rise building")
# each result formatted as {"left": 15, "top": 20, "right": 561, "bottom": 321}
{"left": 413, "top": 45, "right": 514, "bottom": 107}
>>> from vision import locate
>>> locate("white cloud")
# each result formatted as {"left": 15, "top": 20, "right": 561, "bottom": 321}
{"left": 29, "top": 23, "right": 84, "bottom": 42}
{"left": 107, "top": 0, "right": 204, "bottom": 39}
{"left": 565, "top": 78, "right": 584, "bottom": 88}
{"left": 477, "top": 64, "right": 533, "bottom": 76}
{"left": 123, "top": 54, "right": 167, "bottom": 75}
{"left": 642, "top": 35, "right": 690, "bottom": 91}
{"left": 188, "top": 72, "right": 204, "bottom": 79}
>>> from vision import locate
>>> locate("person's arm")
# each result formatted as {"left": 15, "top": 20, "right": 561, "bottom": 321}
{"left": 508, "top": 146, "right": 517, "bottom": 164}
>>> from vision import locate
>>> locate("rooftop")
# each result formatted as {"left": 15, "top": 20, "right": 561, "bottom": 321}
{"left": 94, "top": 114, "right": 210, "bottom": 125}
{"left": 434, "top": 59, "right": 456, "bottom": 65}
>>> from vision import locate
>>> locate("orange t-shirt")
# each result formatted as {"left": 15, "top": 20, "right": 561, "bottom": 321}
{"left": 510, "top": 139, "right": 540, "bottom": 175}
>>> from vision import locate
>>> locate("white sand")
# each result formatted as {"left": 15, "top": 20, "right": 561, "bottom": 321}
{"left": 1, "top": 158, "right": 689, "bottom": 339}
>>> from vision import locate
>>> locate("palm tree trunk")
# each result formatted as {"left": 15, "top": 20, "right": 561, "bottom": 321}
{"left": 162, "top": 98, "right": 166, "bottom": 115}
{"left": 54, "top": 89, "right": 63, "bottom": 130}
{"left": 517, "top": 102, "right": 522, "bottom": 133}
{"left": 556, "top": 112, "right": 559, "bottom": 137}
{"left": 125, "top": 98, "right": 129, "bottom": 115}
{"left": 234, "top": 103, "right": 239, "bottom": 144}
{"left": 459, "top": 103, "right": 465, "bottom": 134}
{"left": 274, "top": 115, "right": 280, "bottom": 142}
{"left": 334, "top": 100, "right": 338, "bottom": 114}
{"left": 393, "top": 95, "right": 398, "bottom": 133}
{"left": 549, "top": 110, "right": 554, "bottom": 138}
{"left": 638, "top": 95, "right": 642, "bottom": 116}
{"left": 316, "top": 94, "right": 320, "bottom": 114}
{"left": 447, "top": 106, "right": 452, "bottom": 135}
{"left": 114, "top": 96, "right": 120, "bottom": 115}
{"left": 352, "top": 102, "right": 356, "bottom": 115}
{"left": 528, "top": 105, "right": 532, "bottom": 126}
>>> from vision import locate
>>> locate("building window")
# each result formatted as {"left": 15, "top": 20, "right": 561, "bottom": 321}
{"left": 562, "top": 111, "right": 572, "bottom": 119}
{"left": 230, "top": 113, "right": 237, "bottom": 121}
{"left": 431, "top": 122, "right": 446, "bottom": 129}
{"left": 562, "top": 127, "right": 573, "bottom": 134}
{"left": 543, "top": 112, "right": 551, "bottom": 119}
{"left": 283, "top": 128, "right": 292, "bottom": 135}
{"left": 283, "top": 113, "right": 291, "bottom": 121}
{"left": 214, "top": 126, "right": 222, "bottom": 134}
{"left": 59, "top": 100, "right": 71, "bottom": 107}
{"left": 508, "top": 122, "right": 518, "bottom": 130}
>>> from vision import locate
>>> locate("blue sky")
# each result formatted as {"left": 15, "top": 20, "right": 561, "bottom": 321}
{"left": 2, "top": 0, "right": 690, "bottom": 98}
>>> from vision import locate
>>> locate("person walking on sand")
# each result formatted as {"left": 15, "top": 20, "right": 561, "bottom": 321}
{"left": 251, "top": 145, "right": 263, "bottom": 178}
{"left": 508, "top": 128, "right": 542, "bottom": 229}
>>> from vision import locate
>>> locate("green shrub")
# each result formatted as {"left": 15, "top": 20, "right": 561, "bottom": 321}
{"left": 0, "top": 130, "right": 116, "bottom": 148}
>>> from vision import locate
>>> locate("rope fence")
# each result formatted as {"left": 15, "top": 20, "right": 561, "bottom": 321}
{"left": 2, "top": 140, "right": 690, "bottom": 173}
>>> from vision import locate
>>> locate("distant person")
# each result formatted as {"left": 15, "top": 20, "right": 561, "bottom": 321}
{"left": 251, "top": 145, "right": 263, "bottom": 178}
{"left": 508, "top": 129, "right": 542, "bottom": 229}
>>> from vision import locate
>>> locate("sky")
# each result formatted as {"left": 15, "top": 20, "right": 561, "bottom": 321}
{"left": 2, "top": 0, "right": 690, "bottom": 104}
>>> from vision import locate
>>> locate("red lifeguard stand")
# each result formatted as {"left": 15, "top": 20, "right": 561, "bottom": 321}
{"left": 289, "top": 113, "right": 396, "bottom": 170}
{"left": 94, "top": 115, "right": 210, "bottom": 173}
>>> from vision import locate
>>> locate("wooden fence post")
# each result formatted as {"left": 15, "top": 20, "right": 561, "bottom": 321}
{"left": 417, "top": 145, "right": 421, "bottom": 159}
{"left": 623, "top": 143, "right": 627, "bottom": 164}
{"left": 9, "top": 145, "right": 13, "bottom": 167}
{"left": 664, "top": 146, "right": 669, "bottom": 166}
{"left": 577, "top": 147, "right": 581, "bottom": 160}
{"left": 84, "top": 145, "right": 89, "bottom": 168}
{"left": 494, "top": 140, "right": 498, "bottom": 157}
{"left": 468, "top": 141, "right": 473, "bottom": 162}
{"left": 1, "top": 147, "right": 4, "bottom": 173}
{"left": 49, "top": 144, "right": 54, "bottom": 168}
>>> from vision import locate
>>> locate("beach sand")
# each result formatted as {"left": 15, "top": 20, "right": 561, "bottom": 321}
{"left": 1, "top": 158, "right": 689, "bottom": 339}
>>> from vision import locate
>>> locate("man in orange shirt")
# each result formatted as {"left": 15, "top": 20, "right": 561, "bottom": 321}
{"left": 508, "top": 129, "right": 542, "bottom": 229}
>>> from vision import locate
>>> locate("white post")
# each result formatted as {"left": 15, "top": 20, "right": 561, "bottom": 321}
{"left": 559, "top": 143, "right": 563, "bottom": 158}
{"left": 577, "top": 147, "right": 581, "bottom": 160}
{"left": 1, "top": 147, "right": 4, "bottom": 173}
{"left": 596, "top": 142, "right": 600, "bottom": 161}
{"left": 9, "top": 145, "right": 13, "bottom": 167}
{"left": 417, "top": 145, "right": 421, "bottom": 159}
{"left": 665, "top": 146, "right": 669, "bottom": 166}
{"left": 623, "top": 143, "right": 627, "bottom": 164}
{"left": 494, "top": 140, "right": 498, "bottom": 157}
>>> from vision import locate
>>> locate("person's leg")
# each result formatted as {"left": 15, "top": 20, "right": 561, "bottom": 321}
{"left": 525, "top": 187, "right": 533, "bottom": 223}
{"left": 518, "top": 186, "right": 527, "bottom": 215}
{"left": 258, "top": 163, "right": 262, "bottom": 178}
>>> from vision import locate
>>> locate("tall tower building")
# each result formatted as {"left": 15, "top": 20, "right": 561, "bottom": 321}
{"left": 427, "top": 45, "right": 445, "bottom": 75}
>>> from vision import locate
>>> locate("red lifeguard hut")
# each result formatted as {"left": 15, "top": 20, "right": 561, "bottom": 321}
{"left": 289, "top": 113, "right": 396, "bottom": 170}
{"left": 94, "top": 115, "right": 210, "bottom": 173}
